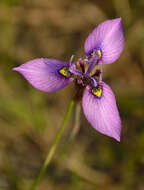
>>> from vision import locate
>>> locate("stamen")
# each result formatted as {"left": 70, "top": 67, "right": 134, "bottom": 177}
{"left": 59, "top": 67, "right": 71, "bottom": 77}
{"left": 91, "top": 85, "right": 103, "bottom": 98}
{"left": 92, "top": 69, "right": 101, "bottom": 77}
{"left": 76, "top": 59, "right": 86, "bottom": 73}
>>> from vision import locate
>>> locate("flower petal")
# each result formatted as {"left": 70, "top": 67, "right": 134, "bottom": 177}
{"left": 82, "top": 82, "right": 122, "bottom": 141}
{"left": 69, "top": 63, "right": 84, "bottom": 76}
{"left": 84, "top": 18, "right": 124, "bottom": 64}
{"left": 13, "top": 58, "right": 73, "bottom": 92}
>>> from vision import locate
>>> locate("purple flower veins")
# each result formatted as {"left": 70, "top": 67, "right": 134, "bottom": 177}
{"left": 13, "top": 18, "right": 124, "bottom": 142}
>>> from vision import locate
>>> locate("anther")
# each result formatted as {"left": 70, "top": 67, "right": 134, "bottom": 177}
{"left": 76, "top": 59, "right": 86, "bottom": 73}
{"left": 92, "top": 69, "right": 101, "bottom": 77}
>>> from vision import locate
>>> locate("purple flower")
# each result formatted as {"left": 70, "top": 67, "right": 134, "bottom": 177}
{"left": 13, "top": 18, "right": 124, "bottom": 141}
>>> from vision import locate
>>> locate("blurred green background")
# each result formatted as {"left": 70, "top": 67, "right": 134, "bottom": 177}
{"left": 0, "top": 0, "right": 144, "bottom": 189}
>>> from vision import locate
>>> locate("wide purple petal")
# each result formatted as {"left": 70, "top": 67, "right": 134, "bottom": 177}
{"left": 13, "top": 58, "right": 73, "bottom": 92}
{"left": 82, "top": 82, "right": 122, "bottom": 141}
{"left": 84, "top": 18, "right": 124, "bottom": 64}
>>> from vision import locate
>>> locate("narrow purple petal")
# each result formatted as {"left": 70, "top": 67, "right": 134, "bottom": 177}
{"left": 69, "top": 63, "right": 84, "bottom": 76}
{"left": 84, "top": 18, "right": 124, "bottom": 64}
{"left": 82, "top": 82, "right": 122, "bottom": 141}
{"left": 13, "top": 58, "right": 73, "bottom": 92}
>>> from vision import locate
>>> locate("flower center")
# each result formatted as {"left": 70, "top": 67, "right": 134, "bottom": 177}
{"left": 91, "top": 85, "right": 102, "bottom": 98}
{"left": 59, "top": 67, "right": 71, "bottom": 77}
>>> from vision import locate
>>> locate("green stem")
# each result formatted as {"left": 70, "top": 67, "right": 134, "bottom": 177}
{"left": 30, "top": 99, "right": 75, "bottom": 190}
{"left": 70, "top": 103, "right": 81, "bottom": 140}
